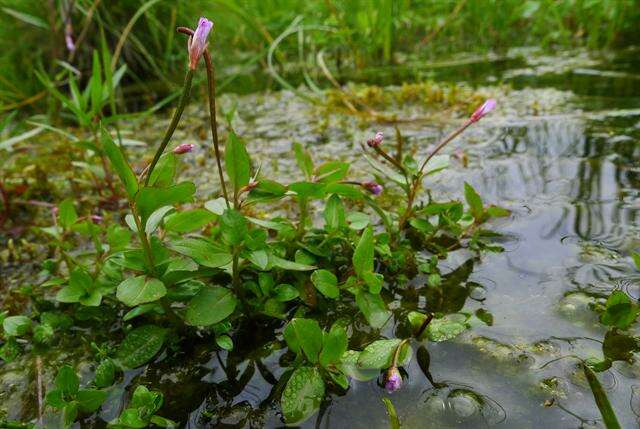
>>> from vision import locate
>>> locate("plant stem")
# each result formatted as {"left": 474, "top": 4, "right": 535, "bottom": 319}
{"left": 143, "top": 69, "right": 194, "bottom": 186}
{"left": 414, "top": 313, "right": 434, "bottom": 338}
{"left": 398, "top": 119, "right": 473, "bottom": 231}
{"left": 204, "top": 51, "right": 231, "bottom": 208}
{"left": 129, "top": 201, "right": 156, "bottom": 276}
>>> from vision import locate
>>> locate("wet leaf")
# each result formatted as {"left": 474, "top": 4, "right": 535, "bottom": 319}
{"left": 281, "top": 367, "right": 324, "bottom": 425}
{"left": 274, "top": 284, "right": 298, "bottom": 302}
{"left": 116, "top": 325, "right": 166, "bottom": 368}
{"left": 357, "top": 339, "right": 410, "bottom": 369}
{"left": 284, "top": 318, "right": 323, "bottom": 363}
{"left": 185, "top": 287, "right": 237, "bottom": 326}
{"left": 602, "top": 329, "right": 639, "bottom": 362}
{"left": 2, "top": 315, "right": 31, "bottom": 337}
{"left": 320, "top": 325, "right": 348, "bottom": 368}
{"left": 600, "top": 291, "right": 638, "bottom": 329}
{"left": 356, "top": 291, "right": 390, "bottom": 329}
{"left": 427, "top": 316, "right": 468, "bottom": 342}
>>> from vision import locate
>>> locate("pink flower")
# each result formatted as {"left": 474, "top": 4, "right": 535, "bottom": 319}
{"left": 173, "top": 143, "right": 195, "bottom": 154}
{"left": 362, "top": 181, "right": 383, "bottom": 195}
{"left": 367, "top": 131, "right": 384, "bottom": 148}
{"left": 385, "top": 367, "right": 402, "bottom": 392}
{"left": 188, "top": 17, "right": 213, "bottom": 70}
{"left": 470, "top": 99, "right": 496, "bottom": 122}
{"left": 90, "top": 215, "right": 103, "bottom": 224}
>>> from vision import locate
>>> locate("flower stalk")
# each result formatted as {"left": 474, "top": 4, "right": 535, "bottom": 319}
{"left": 143, "top": 69, "right": 194, "bottom": 185}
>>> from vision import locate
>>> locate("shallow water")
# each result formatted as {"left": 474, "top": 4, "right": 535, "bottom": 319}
{"left": 3, "top": 48, "right": 640, "bottom": 428}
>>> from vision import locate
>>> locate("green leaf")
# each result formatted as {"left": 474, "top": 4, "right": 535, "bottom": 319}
{"left": 102, "top": 127, "right": 138, "bottom": 198}
{"left": 136, "top": 182, "right": 196, "bottom": 223}
{"left": 148, "top": 153, "right": 176, "bottom": 187}
{"left": 633, "top": 252, "right": 640, "bottom": 271}
{"left": 324, "top": 194, "right": 345, "bottom": 230}
{"left": 77, "top": 389, "right": 108, "bottom": 413}
{"left": 226, "top": 131, "right": 251, "bottom": 192}
{"left": 116, "top": 325, "right": 166, "bottom": 368}
{"left": 221, "top": 209, "right": 248, "bottom": 246}
{"left": 169, "top": 237, "right": 232, "bottom": 268}
{"left": 216, "top": 335, "right": 234, "bottom": 351}
{"left": 116, "top": 276, "right": 167, "bottom": 307}
{"left": 582, "top": 363, "right": 622, "bottom": 429}
{"left": 94, "top": 359, "right": 116, "bottom": 388}
{"left": 89, "top": 50, "right": 102, "bottom": 114}
{"left": 271, "top": 255, "right": 316, "bottom": 271}
{"left": 2, "top": 7, "right": 48, "bottom": 28}
{"left": 356, "top": 291, "right": 390, "bottom": 329}
{"left": 475, "top": 309, "right": 494, "bottom": 326}
{"left": 347, "top": 212, "right": 370, "bottom": 230}
{"left": 357, "top": 339, "right": 410, "bottom": 369}
{"left": 284, "top": 318, "right": 323, "bottom": 363}
{"left": 464, "top": 182, "right": 483, "bottom": 220}
{"left": 311, "top": 269, "right": 339, "bottom": 299}
{"left": 185, "top": 287, "right": 238, "bottom": 326}
{"left": 601, "top": 291, "right": 638, "bottom": 329}
{"left": 320, "top": 325, "right": 348, "bottom": 368}
{"left": 362, "top": 271, "right": 384, "bottom": 294}
{"left": 79, "top": 290, "right": 102, "bottom": 307}
{"left": 427, "top": 316, "right": 468, "bottom": 342}
{"left": 316, "top": 161, "right": 349, "bottom": 183}
{"left": 63, "top": 402, "right": 79, "bottom": 427}
{"left": 145, "top": 205, "right": 174, "bottom": 234}
{"left": 164, "top": 209, "right": 215, "bottom": 233}
{"left": 382, "top": 398, "right": 400, "bottom": 429}
{"left": 55, "top": 365, "right": 79, "bottom": 396}
{"left": 281, "top": 367, "right": 325, "bottom": 425}
{"left": 3, "top": 7, "right": 49, "bottom": 28}
{"left": 69, "top": 268, "right": 93, "bottom": 292}
{"left": 2, "top": 315, "right": 32, "bottom": 337}
{"left": 289, "top": 181, "right": 325, "bottom": 199}
{"left": 248, "top": 249, "right": 269, "bottom": 270}
{"left": 337, "top": 350, "right": 379, "bottom": 381}
{"left": 58, "top": 199, "right": 78, "bottom": 229}
{"left": 204, "top": 197, "right": 228, "bottom": 215}
{"left": 353, "top": 226, "right": 374, "bottom": 277}
{"left": 293, "top": 142, "right": 314, "bottom": 180}
{"left": 274, "top": 284, "right": 299, "bottom": 302}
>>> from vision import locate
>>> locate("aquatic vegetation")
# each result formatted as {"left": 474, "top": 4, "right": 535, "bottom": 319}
{"left": 0, "top": 16, "right": 510, "bottom": 427}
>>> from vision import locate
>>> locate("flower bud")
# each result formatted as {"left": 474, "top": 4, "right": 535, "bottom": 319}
{"left": 90, "top": 215, "right": 103, "bottom": 224}
{"left": 173, "top": 143, "right": 195, "bottom": 154}
{"left": 385, "top": 367, "right": 402, "bottom": 393}
{"left": 188, "top": 17, "right": 213, "bottom": 70}
{"left": 470, "top": 99, "right": 496, "bottom": 122}
{"left": 367, "top": 131, "right": 384, "bottom": 148}
{"left": 362, "top": 181, "right": 383, "bottom": 196}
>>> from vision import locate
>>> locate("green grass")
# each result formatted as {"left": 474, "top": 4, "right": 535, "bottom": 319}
{"left": 0, "top": 0, "right": 639, "bottom": 114}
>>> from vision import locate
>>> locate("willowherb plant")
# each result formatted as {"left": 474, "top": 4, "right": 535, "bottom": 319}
{"left": 1, "top": 16, "right": 509, "bottom": 428}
